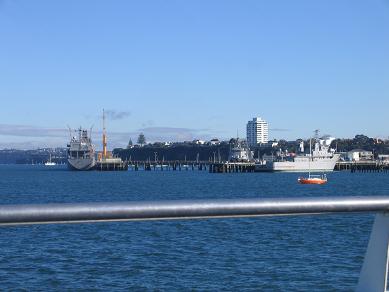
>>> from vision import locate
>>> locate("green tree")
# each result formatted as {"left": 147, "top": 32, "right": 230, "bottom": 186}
{"left": 127, "top": 139, "right": 133, "bottom": 149}
{"left": 137, "top": 133, "right": 146, "bottom": 147}
{"left": 277, "top": 139, "right": 288, "bottom": 151}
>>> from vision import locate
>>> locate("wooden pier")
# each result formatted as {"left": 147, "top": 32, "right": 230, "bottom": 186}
{"left": 127, "top": 161, "right": 209, "bottom": 171}
{"left": 125, "top": 161, "right": 257, "bottom": 173}
{"left": 335, "top": 161, "right": 389, "bottom": 173}
{"left": 95, "top": 158, "right": 128, "bottom": 171}
{"left": 125, "top": 161, "right": 258, "bottom": 173}
{"left": 94, "top": 159, "right": 389, "bottom": 173}
{"left": 92, "top": 159, "right": 389, "bottom": 174}
{"left": 209, "top": 162, "right": 256, "bottom": 173}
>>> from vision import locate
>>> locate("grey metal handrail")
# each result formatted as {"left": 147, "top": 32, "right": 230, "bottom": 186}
{"left": 1, "top": 196, "right": 388, "bottom": 291}
{"left": 0, "top": 196, "right": 388, "bottom": 225}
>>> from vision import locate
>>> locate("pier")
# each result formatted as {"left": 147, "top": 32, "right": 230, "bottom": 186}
{"left": 208, "top": 162, "right": 256, "bottom": 173}
{"left": 335, "top": 161, "right": 389, "bottom": 173}
{"left": 95, "top": 158, "right": 128, "bottom": 171}
{"left": 126, "top": 161, "right": 209, "bottom": 171}
{"left": 91, "top": 159, "right": 389, "bottom": 173}
{"left": 125, "top": 161, "right": 257, "bottom": 173}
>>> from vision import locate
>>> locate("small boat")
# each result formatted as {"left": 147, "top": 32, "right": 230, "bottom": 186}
{"left": 45, "top": 154, "right": 57, "bottom": 166}
{"left": 298, "top": 174, "right": 327, "bottom": 185}
{"left": 297, "top": 134, "right": 328, "bottom": 185}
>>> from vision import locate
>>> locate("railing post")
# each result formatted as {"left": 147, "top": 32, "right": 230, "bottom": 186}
{"left": 356, "top": 213, "right": 389, "bottom": 292}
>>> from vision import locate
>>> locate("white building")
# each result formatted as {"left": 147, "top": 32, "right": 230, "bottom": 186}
{"left": 209, "top": 139, "right": 220, "bottom": 146}
{"left": 347, "top": 149, "right": 374, "bottom": 161}
{"left": 246, "top": 117, "right": 269, "bottom": 147}
{"left": 192, "top": 139, "right": 206, "bottom": 145}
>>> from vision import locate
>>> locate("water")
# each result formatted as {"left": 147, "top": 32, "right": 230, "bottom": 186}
{"left": 0, "top": 165, "right": 388, "bottom": 290}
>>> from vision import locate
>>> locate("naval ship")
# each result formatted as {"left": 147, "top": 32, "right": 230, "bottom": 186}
{"left": 228, "top": 138, "right": 253, "bottom": 162}
{"left": 67, "top": 128, "right": 96, "bottom": 170}
{"left": 257, "top": 134, "right": 340, "bottom": 172}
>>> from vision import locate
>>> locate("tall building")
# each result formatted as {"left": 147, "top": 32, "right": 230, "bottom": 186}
{"left": 246, "top": 117, "right": 269, "bottom": 147}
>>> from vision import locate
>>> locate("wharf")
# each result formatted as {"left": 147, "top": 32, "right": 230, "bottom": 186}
{"left": 335, "top": 161, "right": 389, "bottom": 173}
{"left": 126, "top": 161, "right": 259, "bottom": 173}
{"left": 95, "top": 158, "right": 128, "bottom": 171}
{"left": 209, "top": 162, "right": 256, "bottom": 173}
{"left": 127, "top": 161, "right": 209, "bottom": 171}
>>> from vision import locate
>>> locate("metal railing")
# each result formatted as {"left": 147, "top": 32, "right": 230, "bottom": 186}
{"left": 0, "top": 196, "right": 388, "bottom": 292}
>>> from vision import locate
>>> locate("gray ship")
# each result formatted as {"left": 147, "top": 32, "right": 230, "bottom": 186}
{"left": 257, "top": 134, "right": 340, "bottom": 172}
{"left": 228, "top": 138, "right": 253, "bottom": 162}
{"left": 67, "top": 128, "right": 96, "bottom": 170}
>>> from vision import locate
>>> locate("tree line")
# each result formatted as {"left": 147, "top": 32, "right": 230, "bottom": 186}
{"left": 114, "top": 134, "right": 389, "bottom": 162}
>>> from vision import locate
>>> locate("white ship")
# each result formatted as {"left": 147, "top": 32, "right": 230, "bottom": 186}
{"left": 67, "top": 128, "right": 96, "bottom": 170}
{"left": 228, "top": 138, "right": 253, "bottom": 162}
{"left": 257, "top": 133, "right": 340, "bottom": 172}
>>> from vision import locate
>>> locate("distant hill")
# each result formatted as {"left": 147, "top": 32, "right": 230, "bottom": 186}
{"left": 0, "top": 149, "right": 67, "bottom": 164}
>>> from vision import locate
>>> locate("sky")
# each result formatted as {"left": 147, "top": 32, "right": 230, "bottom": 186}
{"left": 0, "top": 0, "right": 388, "bottom": 149}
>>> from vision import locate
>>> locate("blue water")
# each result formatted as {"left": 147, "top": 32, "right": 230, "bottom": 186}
{"left": 0, "top": 165, "right": 388, "bottom": 290}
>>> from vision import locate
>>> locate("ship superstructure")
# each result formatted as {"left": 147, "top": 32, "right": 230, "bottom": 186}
{"left": 67, "top": 128, "right": 96, "bottom": 170}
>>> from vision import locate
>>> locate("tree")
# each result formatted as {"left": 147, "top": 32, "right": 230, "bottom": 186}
{"left": 127, "top": 139, "right": 133, "bottom": 149}
{"left": 137, "top": 133, "right": 146, "bottom": 147}
{"left": 229, "top": 138, "right": 237, "bottom": 145}
{"left": 277, "top": 139, "right": 288, "bottom": 151}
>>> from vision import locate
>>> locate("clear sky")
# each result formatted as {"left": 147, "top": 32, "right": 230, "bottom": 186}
{"left": 0, "top": 0, "right": 388, "bottom": 149}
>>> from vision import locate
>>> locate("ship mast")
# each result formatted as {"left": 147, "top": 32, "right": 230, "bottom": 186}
{"left": 102, "top": 109, "right": 107, "bottom": 159}
{"left": 309, "top": 137, "right": 312, "bottom": 177}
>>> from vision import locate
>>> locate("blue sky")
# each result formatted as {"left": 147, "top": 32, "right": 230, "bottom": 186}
{"left": 0, "top": 0, "right": 388, "bottom": 149}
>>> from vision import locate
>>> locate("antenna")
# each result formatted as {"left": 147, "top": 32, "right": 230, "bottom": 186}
{"left": 67, "top": 125, "right": 72, "bottom": 140}
{"left": 103, "top": 109, "right": 106, "bottom": 133}
{"left": 90, "top": 124, "right": 94, "bottom": 140}
{"left": 314, "top": 129, "right": 320, "bottom": 139}
{"left": 309, "top": 137, "right": 312, "bottom": 177}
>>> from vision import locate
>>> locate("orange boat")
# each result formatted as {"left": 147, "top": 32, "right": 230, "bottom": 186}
{"left": 298, "top": 174, "right": 327, "bottom": 185}
{"left": 298, "top": 135, "right": 328, "bottom": 185}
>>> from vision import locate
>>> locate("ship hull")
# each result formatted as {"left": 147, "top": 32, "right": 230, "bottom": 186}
{"left": 259, "top": 154, "right": 340, "bottom": 172}
{"left": 67, "top": 158, "right": 96, "bottom": 171}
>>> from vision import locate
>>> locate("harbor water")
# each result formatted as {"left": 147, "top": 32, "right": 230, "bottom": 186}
{"left": 0, "top": 165, "right": 388, "bottom": 290}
